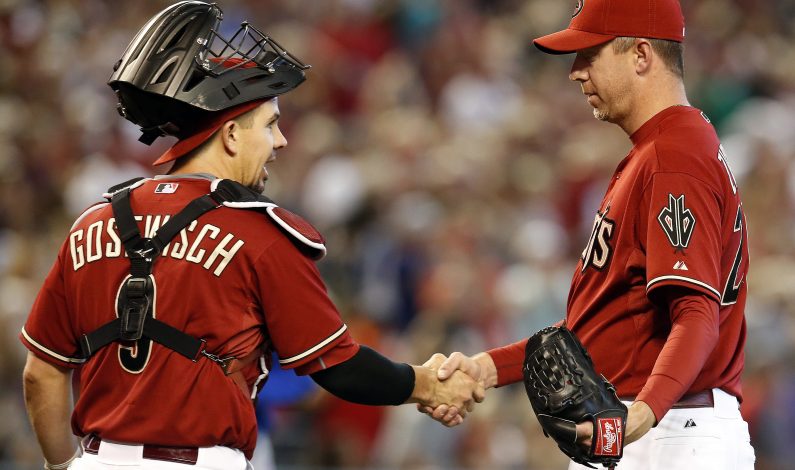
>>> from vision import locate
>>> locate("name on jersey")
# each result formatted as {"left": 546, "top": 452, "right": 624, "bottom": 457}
{"left": 69, "top": 215, "right": 245, "bottom": 276}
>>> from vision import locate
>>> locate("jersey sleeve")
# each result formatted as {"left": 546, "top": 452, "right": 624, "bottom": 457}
{"left": 636, "top": 288, "right": 720, "bottom": 421}
{"left": 19, "top": 242, "right": 85, "bottom": 369}
{"left": 254, "top": 236, "right": 353, "bottom": 371}
{"left": 643, "top": 172, "right": 723, "bottom": 301}
{"left": 487, "top": 338, "right": 527, "bottom": 387}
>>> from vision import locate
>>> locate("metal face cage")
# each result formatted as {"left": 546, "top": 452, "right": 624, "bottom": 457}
{"left": 198, "top": 21, "right": 311, "bottom": 76}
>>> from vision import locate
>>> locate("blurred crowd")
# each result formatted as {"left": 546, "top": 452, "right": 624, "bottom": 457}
{"left": 2, "top": 0, "right": 795, "bottom": 469}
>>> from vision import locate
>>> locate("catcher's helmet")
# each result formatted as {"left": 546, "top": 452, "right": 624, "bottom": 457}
{"left": 108, "top": 1, "right": 310, "bottom": 145}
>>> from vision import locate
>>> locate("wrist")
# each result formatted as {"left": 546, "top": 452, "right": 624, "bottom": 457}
{"left": 44, "top": 448, "right": 81, "bottom": 470}
{"left": 473, "top": 352, "right": 498, "bottom": 389}
{"left": 408, "top": 365, "right": 435, "bottom": 405}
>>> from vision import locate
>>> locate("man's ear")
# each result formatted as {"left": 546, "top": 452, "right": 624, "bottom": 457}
{"left": 220, "top": 120, "right": 239, "bottom": 156}
{"left": 634, "top": 39, "right": 652, "bottom": 75}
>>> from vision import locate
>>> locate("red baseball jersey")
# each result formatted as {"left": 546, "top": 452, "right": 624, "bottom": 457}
{"left": 20, "top": 175, "right": 357, "bottom": 458}
{"left": 490, "top": 106, "right": 748, "bottom": 416}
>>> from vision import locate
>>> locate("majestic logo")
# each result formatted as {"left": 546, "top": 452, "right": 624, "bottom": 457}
{"left": 673, "top": 260, "right": 689, "bottom": 271}
{"left": 684, "top": 419, "right": 697, "bottom": 428}
{"left": 581, "top": 204, "right": 615, "bottom": 272}
{"left": 658, "top": 194, "right": 696, "bottom": 250}
{"left": 155, "top": 182, "right": 179, "bottom": 194}
{"left": 595, "top": 417, "right": 623, "bottom": 456}
{"left": 572, "top": 0, "right": 584, "bottom": 18}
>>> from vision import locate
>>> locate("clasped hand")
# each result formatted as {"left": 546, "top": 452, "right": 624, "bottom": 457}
{"left": 416, "top": 351, "right": 656, "bottom": 446}
{"left": 416, "top": 352, "right": 492, "bottom": 426}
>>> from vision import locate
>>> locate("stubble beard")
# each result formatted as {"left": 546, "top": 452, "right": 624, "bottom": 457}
{"left": 593, "top": 107, "right": 609, "bottom": 122}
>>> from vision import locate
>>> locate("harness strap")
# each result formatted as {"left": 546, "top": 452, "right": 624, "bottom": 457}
{"left": 149, "top": 194, "right": 221, "bottom": 254}
{"left": 78, "top": 317, "right": 204, "bottom": 361}
{"left": 111, "top": 188, "right": 144, "bottom": 252}
{"left": 79, "top": 182, "right": 238, "bottom": 362}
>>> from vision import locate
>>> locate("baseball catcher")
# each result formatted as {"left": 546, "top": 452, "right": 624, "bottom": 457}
{"left": 523, "top": 326, "right": 627, "bottom": 468}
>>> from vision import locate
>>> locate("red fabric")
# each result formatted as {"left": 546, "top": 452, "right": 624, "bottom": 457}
{"left": 153, "top": 100, "right": 265, "bottom": 166}
{"left": 636, "top": 289, "right": 720, "bottom": 421}
{"left": 533, "top": 0, "right": 685, "bottom": 54}
{"left": 19, "top": 177, "right": 354, "bottom": 459}
{"left": 488, "top": 107, "right": 748, "bottom": 408}
{"left": 487, "top": 339, "right": 526, "bottom": 388}
{"left": 271, "top": 207, "right": 325, "bottom": 245}
{"left": 565, "top": 106, "right": 747, "bottom": 401}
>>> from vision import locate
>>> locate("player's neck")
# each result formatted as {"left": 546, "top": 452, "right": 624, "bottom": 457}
{"left": 168, "top": 148, "right": 233, "bottom": 181}
{"left": 619, "top": 77, "right": 689, "bottom": 136}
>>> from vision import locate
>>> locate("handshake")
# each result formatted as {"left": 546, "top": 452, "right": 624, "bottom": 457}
{"left": 409, "top": 328, "right": 652, "bottom": 469}
{"left": 410, "top": 352, "right": 498, "bottom": 427}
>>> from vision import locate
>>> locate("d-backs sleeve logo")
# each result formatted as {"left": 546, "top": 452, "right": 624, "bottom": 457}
{"left": 657, "top": 194, "right": 696, "bottom": 250}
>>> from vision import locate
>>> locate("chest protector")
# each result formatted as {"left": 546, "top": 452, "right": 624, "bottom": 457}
{"left": 76, "top": 177, "right": 325, "bottom": 397}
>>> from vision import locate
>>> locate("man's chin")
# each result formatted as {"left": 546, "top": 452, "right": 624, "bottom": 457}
{"left": 593, "top": 108, "right": 610, "bottom": 122}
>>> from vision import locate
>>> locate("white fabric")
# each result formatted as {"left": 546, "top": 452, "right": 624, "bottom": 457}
{"left": 569, "top": 389, "right": 755, "bottom": 470}
{"left": 70, "top": 439, "right": 251, "bottom": 470}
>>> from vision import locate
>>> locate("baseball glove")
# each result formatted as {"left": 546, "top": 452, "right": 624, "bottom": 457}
{"left": 523, "top": 326, "right": 627, "bottom": 468}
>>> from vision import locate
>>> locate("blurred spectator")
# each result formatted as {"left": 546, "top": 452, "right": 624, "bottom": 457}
{"left": 3, "top": 1, "right": 795, "bottom": 469}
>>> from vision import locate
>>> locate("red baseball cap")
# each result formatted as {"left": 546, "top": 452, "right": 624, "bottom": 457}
{"left": 152, "top": 99, "right": 266, "bottom": 166}
{"left": 152, "top": 57, "right": 267, "bottom": 167}
{"left": 533, "top": 0, "right": 685, "bottom": 55}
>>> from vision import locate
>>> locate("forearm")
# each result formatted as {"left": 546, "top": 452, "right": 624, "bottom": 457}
{"left": 22, "top": 353, "right": 78, "bottom": 465}
{"left": 636, "top": 291, "right": 719, "bottom": 421}
{"left": 310, "top": 345, "right": 415, "bottom": 406}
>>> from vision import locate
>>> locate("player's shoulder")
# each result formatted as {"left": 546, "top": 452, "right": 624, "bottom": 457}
{"left": 647, "top": 109, "right": 722, "bottom": 176}
{"left": 70, "top": 177, "right": 326, "bottom": 260}
{"left": 210, "top": 179, "right": 327, "bottom": 260}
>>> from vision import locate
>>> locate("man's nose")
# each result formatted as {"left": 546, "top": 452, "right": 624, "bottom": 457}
{"left": 274, "top": 126, "right": 287, "bottom": 149}
{"left": 569, "top": 53, "right": 588, "bottom": 82}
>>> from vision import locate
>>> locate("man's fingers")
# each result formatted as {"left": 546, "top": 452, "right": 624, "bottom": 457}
{"left": 417, "top": 404, "right": 435, "bottom": 415}
{"left": 474, "top": 384, "right": 486, "bottom": 403}
{"left": 423, "top": 353, "right": 447, "bottom": 369}
{"left": 439, "top": 351, "right": 482, "bottom": 382}
{"left": 575, "top": 421, "right": 594, "bottom": 447}
{"left": 437, "top": 353, "right": 463, "bottom": 380}
{"left": 465, "top": 400, "right": 475, "bottom": 413}
{"left": 446, "top": 409, "right": 464, "bottom": 423}
{"left": 443, "top": 405, "right": 461, "bottom": 422}
{"left": 431, "top": 404, "right": 449, "bottom": 420}
{"left": 442, "top": 414, "right": 464, "bottom": 427}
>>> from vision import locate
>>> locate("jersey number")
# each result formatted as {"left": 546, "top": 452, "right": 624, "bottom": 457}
{"left": 721, "top": 205, "right": 744, "bottom": 305}
{"left": 116, "top": 275, "right": 155, "bottom": 374}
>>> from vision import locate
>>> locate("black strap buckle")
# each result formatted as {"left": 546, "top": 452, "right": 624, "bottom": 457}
{"left": 119, "top": 276, "right": 151, "bottom": 341}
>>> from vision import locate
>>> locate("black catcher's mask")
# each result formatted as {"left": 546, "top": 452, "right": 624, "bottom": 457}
{"left": 108, "top": 1, "right": 310, "bottom": 145}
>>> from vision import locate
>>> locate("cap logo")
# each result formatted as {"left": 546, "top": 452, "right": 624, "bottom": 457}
{"left": 572, "top": 0, "right": 584, "bottom": 18}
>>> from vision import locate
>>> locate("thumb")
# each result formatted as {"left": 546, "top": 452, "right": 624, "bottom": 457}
{"left": 438, "top": 352, "right": 474, "bottom": 380}
{"left": 437, "top": 354, "right": 461, "bottom": 380}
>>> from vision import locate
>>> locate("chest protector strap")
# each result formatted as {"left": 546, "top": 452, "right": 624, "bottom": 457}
{"left": 76, "top": 179, "right": 320, "bottom": 399}
{"left": 77, "top": 180, "right": 240, "bottom": 364}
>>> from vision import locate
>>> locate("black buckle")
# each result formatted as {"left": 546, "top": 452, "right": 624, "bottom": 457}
{"left": 119, "top": 277, "right": 151, "bottom": 341}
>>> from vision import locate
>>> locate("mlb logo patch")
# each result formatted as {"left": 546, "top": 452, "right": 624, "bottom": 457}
{"left": 155, "top": 183, "right": 179, "bottom": 194}
{"left": 594, "top": 417, "right": 623, "bottom": 457}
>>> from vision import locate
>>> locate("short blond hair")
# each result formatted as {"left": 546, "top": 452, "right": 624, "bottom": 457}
{"left": 612, "top": 37, "right": 684, "bottom": 78}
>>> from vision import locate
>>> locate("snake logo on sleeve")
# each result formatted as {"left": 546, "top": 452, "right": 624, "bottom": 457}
{"left": 657, "top": 194, "right": 696, "bottom": 250}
